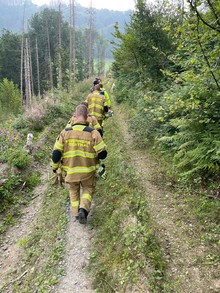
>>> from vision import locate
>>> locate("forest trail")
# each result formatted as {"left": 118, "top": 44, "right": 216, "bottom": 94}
{"left": 55, "top": 100, "right": 219, "bottom": 292}
{"left": 0, "top": 167, "right": 96, "bottom": 293}
{"left": 114, "top": 103, "right": 220, "bottom": 293}
{"left": 0, "top": 100, "right": 219, "bottom": 293}
{"left": 0, "top": 169, "right": 50, "bottom": 292}
{"left": 54, "top": 208, "right": 95, "bottom": 293}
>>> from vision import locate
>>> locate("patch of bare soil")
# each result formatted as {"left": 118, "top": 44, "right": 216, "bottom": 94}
{"left": 0, "top": 169, "right": 50, "bottom": 292}
{"left": 114, "top": 106, "right": 220, "bottom": 293}
{"left": 54, "top": 210, "right": 95, "bottom": 293}
{"left": 0, "top": 125, "right": 96, "bottom": 293}
{"left": 0, "top": 168, "right": 96, "bottom": 293}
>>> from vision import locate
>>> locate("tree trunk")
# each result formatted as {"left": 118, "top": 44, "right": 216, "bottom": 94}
{"left": 24, "top": 38, "right": 32, "bottom": 106}
{"left": 35, "top": 38, "right": 41, "bottom": 97}
{"left": 20, "top": 36, "right": 24, "bottom": 103}
{"left": 69, "top": 0, "right": 76, "bottom": 84}
{"left": 46, "top": 19, "right": 54, "bottom": 91}
{"left": 87, "top": 0, "right": 95, "bottom": 78}
{"left": 58, "top": 1, "right": 62, "bottom": 88}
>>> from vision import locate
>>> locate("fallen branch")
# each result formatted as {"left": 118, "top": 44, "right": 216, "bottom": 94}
{"left": 31, "top": 193, "right": 40, "bottom": 200}
{"left": 19, "top": 181, "right": 26, "bottom": 191}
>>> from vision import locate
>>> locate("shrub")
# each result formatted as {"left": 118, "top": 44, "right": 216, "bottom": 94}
{"left": 12, "top": 114, "right": 30, "bottom": 132}
{"left": 8, "top": 148, "right": 31, "bottom": 169}
{"left": 24, "top": 172, "right": 41, "bottom": 189}
{"left": 0, "top": 174, "right": 22, "bottom": 212}
{"left": 0, "top": 79, "right": 22, "bottom": 121}
{"left": 0, "top": 127, "right": 25, "bottom": 163}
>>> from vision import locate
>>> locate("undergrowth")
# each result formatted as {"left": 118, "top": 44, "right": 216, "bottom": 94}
{"left": 11, "top": 186, "right": 69, "bottom": 293}
{"left": 0, "top": 82, "right": 91, "bottom": 292}
{"left": 89, "top": 116, "right": 170, "bottom": 292}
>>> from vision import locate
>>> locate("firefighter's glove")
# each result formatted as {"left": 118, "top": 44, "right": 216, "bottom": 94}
{"left": 97, "top": 164, "right": 107, "bottom": 180}
{"left": 108, "top": 110, "right": 113, "bottom": 118}
{"left": 51, "top": 168, "right": 64, "bottom": 186}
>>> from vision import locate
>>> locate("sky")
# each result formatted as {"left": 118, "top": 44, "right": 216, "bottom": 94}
{"left": 32, "top": 0, "right": 136, "bottom": 11}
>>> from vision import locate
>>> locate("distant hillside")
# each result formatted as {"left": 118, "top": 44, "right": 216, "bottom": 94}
{"left": 0, "top": 2, "right": 132, "bottom": 55}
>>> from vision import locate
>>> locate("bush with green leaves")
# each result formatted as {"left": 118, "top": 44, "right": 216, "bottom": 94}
{"left": 0, "top": 127, "right": 25, "bottom": 163}
{"left": 0, "top": 79, "right": 21, "bottom": 121}
{"left": 0, "top": 174, "right": 22, "bottom": 212}
{"left": 12, "top": 114, "right": 30, "bottom": 133}
{"left": 8, "top": 148, "right": 31, "bottom": 169}
{"left": 123, "top": 79, "right": 220, "bottom": 181}
{"left": 111, "top": 0, "right": 220, "bottom": 185}
{"left": 23, "top": 172, "right": 41, "bottom": 189}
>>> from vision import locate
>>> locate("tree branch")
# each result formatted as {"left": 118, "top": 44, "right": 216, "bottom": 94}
{"left": 188, "top": 0, "right": 220, "bottom": 33}
{"left": 206, "top": 0, "right": 220, "bottom": 28}
{"left": 195, "top": 16, "right": 220, "bottom": 89}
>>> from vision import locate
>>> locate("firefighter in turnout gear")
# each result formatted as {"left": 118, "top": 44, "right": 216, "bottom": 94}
{"left": 85, "top": 84, "right": 109, "bottom": 127}
{"left": 52, "top": 104, "right": 107, "bottom": 224}
{"left": 66, "top": 102, "right": 103, "bottom": 137}
{"left": 99, "top": 83, "right": 111, "bottom": 109}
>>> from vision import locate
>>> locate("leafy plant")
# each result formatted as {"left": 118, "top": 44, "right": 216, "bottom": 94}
{"left": 0, "top": 174, "right": 22, "bottom": 212}
{"left": 8, "top": 148, "right": 31, "bottom": 169}
{"left": 0, "top": 78, "right": 21, "bottom": 121}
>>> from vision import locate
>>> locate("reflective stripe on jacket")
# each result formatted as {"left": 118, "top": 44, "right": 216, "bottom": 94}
{"left": 100, "top": 87, "right": 111, "bottom": 107}
{"left": 53, "top": 122, "right": 107, "bottom": 182}
{"left": 85, "top": 91, "right": 107, "bottom": 121}
{"left": 68, "top": 115, "right": 102, "bottom": 131}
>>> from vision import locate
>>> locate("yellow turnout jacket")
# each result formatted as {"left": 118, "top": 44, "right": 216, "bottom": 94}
{"left": 52, "top": 122, "right": 107, "bottom": 182}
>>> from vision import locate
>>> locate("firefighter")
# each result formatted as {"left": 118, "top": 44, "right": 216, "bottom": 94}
{"left": 52, "top": 104, "right": 107, "bottom": 224}
{"left": 93, "top": 77, "right": 101, "bottom": 86}
{"left": 66, "top": 102, "right": 103, "bottom": 137}
{"left": 85, "top": 84, "right": 109, "bottom": 126}
{"left": 99, "top": 83, "right": 111, "bottom": 109}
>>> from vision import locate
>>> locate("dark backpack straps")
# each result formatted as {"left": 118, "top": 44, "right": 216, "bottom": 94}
{"left": 83, "top": 126, "right": 94, "bottom": 133}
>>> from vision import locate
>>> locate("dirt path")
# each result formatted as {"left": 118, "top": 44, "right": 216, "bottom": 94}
{"left": 1, "top": 103, "right": 219, "bottom": 293}
{"left": 54, "top": 210, "right": 95, "bottom": 293}
{"left": 0, "top": 168, "right": 96, "bottom": 293}
{"left": 0, "top": 169, "right": 49, "bottom": 292}
{"left": 114, "top": 105, "right": 220, "bottom": 293}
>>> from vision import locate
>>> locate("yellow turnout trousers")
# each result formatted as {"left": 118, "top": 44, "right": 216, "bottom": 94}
{"left": 67, "top": 175, "right": 96, "bottom": 217}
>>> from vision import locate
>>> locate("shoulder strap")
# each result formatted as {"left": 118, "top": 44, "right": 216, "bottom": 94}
{"left": 65, "top": 126, "right": 73, "bottom": 131}
{"left": 83, "top": 126, "right": 94, "bottom": 133}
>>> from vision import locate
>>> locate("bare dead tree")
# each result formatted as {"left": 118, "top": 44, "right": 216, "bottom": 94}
{"left": 45, "top": 19, "right": 54, "bottom": 91}
{"left": 72, "top": 0, "right": 76, "bottom": 81}
{"left": 35, "top": 38, "right": 41, "bottom": 97}
{"left": 24, "top": 38, "right": 32, "bottom": 106}
{"left": 20, "top": 36, "right": 24, "bottom": 103}
{"left": 58, "top": 1, "right": 63, "bottom": 88}
{"left": 87, "top": 0, "right": 95, "bottom": 77}
{"left": 69, "top": 0, "right": 73, "bottom": 83}
{"left": 69, "top": 0, "right": 76, "bottom": 84}
{"left": 28, "top": 37, "right": 34, "bottom": 97}
{"left": 20, "top": 2, "right": 26, "bottom": 104}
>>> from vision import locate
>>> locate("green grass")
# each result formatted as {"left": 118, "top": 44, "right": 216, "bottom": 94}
{"left": 12, "top": 186, "right": 69, "bottom": 292}
{"left": 0, "top": 82, "right": 91, "bottom": 292}
{"left": 89, "top": 115, "right": 169, "bottom": 292}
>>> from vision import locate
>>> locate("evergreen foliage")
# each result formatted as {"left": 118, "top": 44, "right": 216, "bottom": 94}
{"left": 0, "top": 30, "right": 21, "bottom": 86}
{"left": 0, "top": 78, "right": 21, "bottom": 120}
{"left": 112, "top": 0, "right": 220, "bottom": 184}
{"left": 0, "top": 5, "right": 115, "bottom": 94}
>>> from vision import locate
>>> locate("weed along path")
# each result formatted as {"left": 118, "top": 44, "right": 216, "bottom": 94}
{"left": 0, "top": 169, "right": 49, "bottom": 292}
{"left": 113, "top": 102, "right": 220, "bottom": 293}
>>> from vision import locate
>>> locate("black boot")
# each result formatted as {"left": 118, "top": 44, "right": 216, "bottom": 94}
{"left": 78, "top": 208, "right": 88, "bottom": 224}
